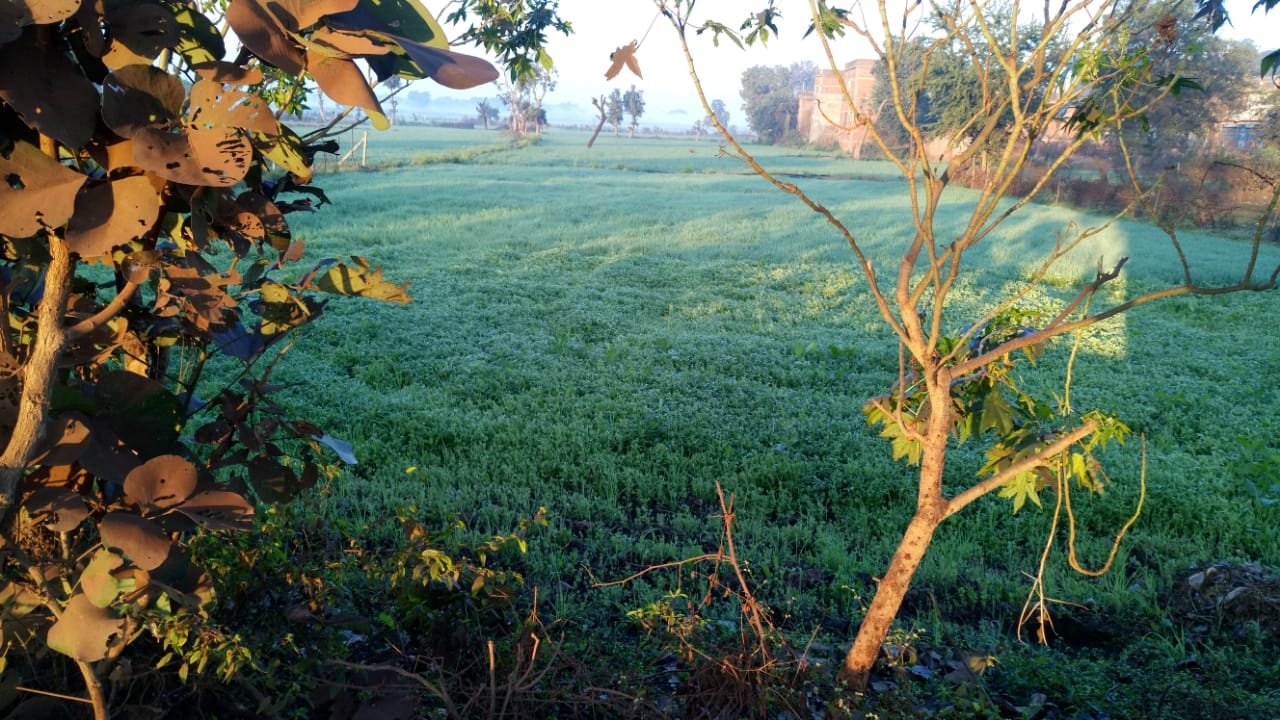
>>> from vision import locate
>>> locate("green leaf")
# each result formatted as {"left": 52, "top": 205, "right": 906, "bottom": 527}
{"left": 346, "top": 0, "right": 448, "bottom": 50}
{"left": 82, "top": 550, "right": 125, "bottom": 608}
{"left": 890, "top": 434, "right": 923, "bottom": 465}
{"left": 1070, "top": 452, "right": 1088, "bottom": 485}
{"left": 172, "top": 4, "right": 226, "bottom": 65}
{"left": 998, "top": 472, "right": 1042, "bottom": 513}
{"left": 979, "top": 393, "right": 1015, "bottom": 436}
{"left": 1262, "top": 49, "right": 1280, "bottom": 78}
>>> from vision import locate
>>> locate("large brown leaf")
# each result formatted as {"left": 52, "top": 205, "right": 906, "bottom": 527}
{"left": 176, "top": 490, "right": 254, "bottom": 531}
{"left": 418, "top": 45, "right": 498, "bottom": 90}
{"left": 28, "top": 412, "right": 91, "bottom": 467}
{"left": 192, "top": 61, "right": 264, "bottom": 86}
{"left": 47, "top": 594, "right": 127, "bottom": 662}
{"left": 0, "top": 0, "right": 80, "bottom": 43}
{"left": 92, "top": 138, "right": 139, "bottom": 173}
{"left": 159, "top": 263, "right": 240, "bottom": 329}
{"left": 0, "top": 32, "right": 98, "bottom": 148}
{"left": 0, "top": 0, "right": 79, "bottom": 39}
{"left": 330, "top": 0, "right": 448, "bottom": 50}
{"left": 306, "top": 48, "right": 388, "bottom": 130}
{"left": 79, "top": 429, "right": 142, "bottom": 487}
{"left": 226, "top": 0, "right": 304, "bottom": 74}
{"left": 66, "top": 175, "right": 162, "bottom": 259}
{"left": 187, "top": 79, "right": 277, "bottom": 135}
{"left": 102, "top": 1, "right": 180, "bottom": 69}
{"left": 234, "top": 190, "right": 288, "bottom": 250}
{"left": 270, "top": 0, "right": 358, "bottom": 31}
{"left": 102, "top": 64, "right": 185, "bottom": 138}
{"left": 99, "top": 512, "right": 172, "bottom": 570}
{"left": 73, "top": 0, "right": 105, "bottom": 56}
{"left": 247, "top": 454, "right": 307, "bottom": 502}
{"left": 0, "top": 141, "right": 87, "bottom": 236}
{"left": 123, "top": 455, "right": 198, "bottom": 513}
{"left": 134, "top": 127, "right": 252, "bottom": 187}
{"left": 23, "top": 487, "right": 89, "bottom": 532}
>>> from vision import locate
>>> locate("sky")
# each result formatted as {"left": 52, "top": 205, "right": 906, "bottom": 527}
{"left": 411, "top": 0, "right": 1280, "bottom": 127}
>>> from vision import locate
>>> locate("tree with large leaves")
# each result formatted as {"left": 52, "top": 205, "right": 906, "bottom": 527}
{"left": 0, "top": 0, "right": 565, "bottom": 716}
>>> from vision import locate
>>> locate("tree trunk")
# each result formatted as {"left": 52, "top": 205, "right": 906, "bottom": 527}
{"left": 837, "top": 503, "right": 944, "bottom": 691}
{"left": 838, "top": 384, "right": 951, "bottom": 694}
{"left": 588, "top": 115, "right": 607, "bottom": 148}
{"left": 0, "top": 233, "right": 73, "bottom": 519}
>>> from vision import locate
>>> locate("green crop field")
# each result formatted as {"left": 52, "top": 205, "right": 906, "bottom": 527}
{"left": 267, "top": 125, "right": 1279, "bottom": 716}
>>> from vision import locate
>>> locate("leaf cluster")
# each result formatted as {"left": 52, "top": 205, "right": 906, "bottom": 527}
{"left": 444, "top": 0, "right": 573, "bottom": 81}
{"left": 0, "top": 0, "right": 518, "bottom": 713}
{"left": 864, "top": 309, "right": 1130, "bottom": 513}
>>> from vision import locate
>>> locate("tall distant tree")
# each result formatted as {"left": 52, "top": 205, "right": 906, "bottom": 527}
{"left": 788, "top": 61, "right": 818, "bottom": 95}
{"left": 708, "top": 98, "right": 730, "bottom": 130}
{"left": 623, "top": 85, "right": 646, "bottom": 138}
{"left": 476, "top": 98, "right": 499, "bottom": 129}
{"left": 526, "top": 68, "right": 556, "bottom": 134}
{"left": 607, "top": 88, "right": 625, "bottom": 136}
{"left": 740, "top": 65, "right": 799, "bottom": 143}
{"left": 496, "top": 67, "right": 556, "bottom": 136}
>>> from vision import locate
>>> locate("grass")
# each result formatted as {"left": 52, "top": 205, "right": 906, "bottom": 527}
{"left": 262, "top": 125, "right": 1280, "bottom": 716}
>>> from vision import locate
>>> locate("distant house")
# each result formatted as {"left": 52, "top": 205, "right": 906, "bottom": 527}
{"left": 796, "top": 60, "right": 878, "bottom": 157}
{"left": 1217, "top": 75, "right": 1278, "bottom": 150}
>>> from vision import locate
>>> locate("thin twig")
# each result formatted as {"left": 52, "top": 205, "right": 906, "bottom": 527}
{"left": 15, "top": 685, "right": 92, "bottom": 704}
{"left": 330, "top": 659, "right": 460, "bottom": 719}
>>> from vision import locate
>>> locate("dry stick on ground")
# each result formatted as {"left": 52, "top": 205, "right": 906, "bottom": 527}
{"left": 332, "top": 595, "right": 570, "bottom": 720}
{"left": 653, "top": 0, "right": 1280, "bottom": 695}
{"left": 590, "top": 482, "right": 791, "bottom": 697}
{"left": 331, "top": 659, "right": 462, "bottom": 719}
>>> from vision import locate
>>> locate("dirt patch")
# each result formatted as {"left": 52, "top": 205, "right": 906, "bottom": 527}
{"left": 1170, "top": 561, "right": 1280, "bottom": 641}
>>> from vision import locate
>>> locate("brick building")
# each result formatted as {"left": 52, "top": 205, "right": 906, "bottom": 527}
{"left": 796, "top": 59, "right": 879, "bottom": 157}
